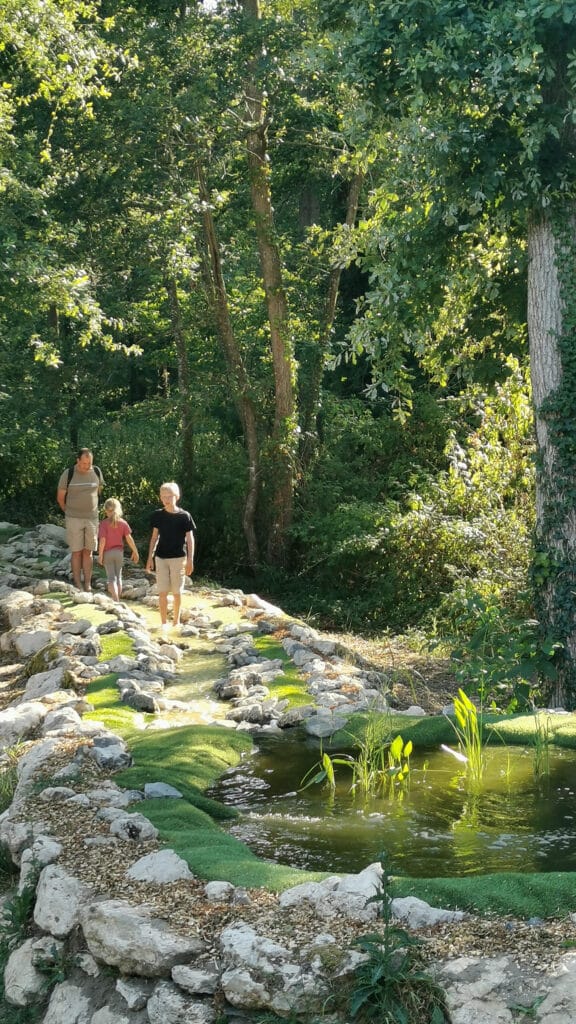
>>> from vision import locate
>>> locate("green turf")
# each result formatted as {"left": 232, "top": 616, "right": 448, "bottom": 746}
{"left": 84, "top": 676, "right": 148, "bottom": 739}
{"left": 116, "top": 722, "right": 253, "bottom": 797}
{"left": 76, "top": 606, "right": 576, "bottom": 915}
{"left": 485, "top": 712, "right": 576, "bottom": 747}
{"left": 111, "top": 722, "right": 330, "bottom": 888}
{"left": 391, "top": 871, "right": 576, "bottom": 918}
{"left": 98, "top": 630, "right": 135, "bottom": 661}
{"left": 253, "top": 634, "right": 314, "bottom": 707}
{"left": 331, "top": 709, "right": 576, "bottom": 751}
{"left": 136, "top": 797, "right": 326, "bottom": 891}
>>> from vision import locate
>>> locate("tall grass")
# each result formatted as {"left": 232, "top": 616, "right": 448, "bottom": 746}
{"left": 0, "top": 744, "right": 22, "bottom": 815}
{"left": 300, "top": 712, "right": 412, "bottom": 800}
{"left": 532, "top": 707, "right": 552, "bottom": 780}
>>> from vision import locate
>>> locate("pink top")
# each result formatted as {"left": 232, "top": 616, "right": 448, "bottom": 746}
{"left": 98, "top": 518, "right": 131, "bottom": 550}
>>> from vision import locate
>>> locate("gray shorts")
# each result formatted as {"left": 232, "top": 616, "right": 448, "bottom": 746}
{"left": 66, "top": 517, "right": 97, "bottom": 553}
{"left": 103, "top": 549, "right": 124, "bottom": 583}
{"left": 155, "top": 556, "right": 185, "bottom": 594}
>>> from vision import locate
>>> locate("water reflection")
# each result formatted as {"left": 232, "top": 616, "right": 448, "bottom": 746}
{"left": 208, "top": 736, "right": 576, "bottom": 876}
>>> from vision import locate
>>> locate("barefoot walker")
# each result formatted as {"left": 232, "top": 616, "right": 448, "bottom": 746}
{"left": 145, "top": 482, "right": 195, "bottom": 632}
{"left": 98, "top": 498, "right": 139, "bottom": 602}
{"left": 56, "top": 448, "right": 104, "bottom": 592}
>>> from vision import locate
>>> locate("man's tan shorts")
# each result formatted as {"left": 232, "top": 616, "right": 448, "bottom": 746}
{"left": 66, "top": 517, "right": 97, "bottom": 553}
{"left": 155, "top": 556, "right": 186, "bottom": 593}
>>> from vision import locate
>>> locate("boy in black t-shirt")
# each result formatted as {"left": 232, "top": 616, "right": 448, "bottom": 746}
{"left": 145, "top": 482, "right": 195, "bottom": 633}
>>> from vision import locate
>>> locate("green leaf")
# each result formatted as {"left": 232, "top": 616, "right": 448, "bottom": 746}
{"left": 389, "top": 734, "right": 404, "bottom": 760}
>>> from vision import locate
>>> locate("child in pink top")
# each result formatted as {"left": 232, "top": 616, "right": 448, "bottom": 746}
{"left": 98, "top": 498, "right": 139, "bottom": 601}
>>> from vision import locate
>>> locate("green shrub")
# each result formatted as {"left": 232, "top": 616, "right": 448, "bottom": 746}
{"left": 442, "top": 587, "right": 560, "bottom": 710}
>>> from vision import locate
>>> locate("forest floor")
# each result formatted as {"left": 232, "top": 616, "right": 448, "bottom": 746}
{"left": 323, "top": 630, "right": 458, "bottom": 713}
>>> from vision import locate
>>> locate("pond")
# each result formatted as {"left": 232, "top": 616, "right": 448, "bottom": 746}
{"left": 208, "top": 734, "right": 576, "bottom": 877}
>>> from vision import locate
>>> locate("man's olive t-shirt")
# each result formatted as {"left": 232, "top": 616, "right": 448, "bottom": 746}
{"left": 58, "top": 468, "right": 102, "bottom": 518}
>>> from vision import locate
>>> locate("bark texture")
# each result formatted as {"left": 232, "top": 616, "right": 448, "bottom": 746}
{"left": 241, "top": 0, "right": 297, "bottom": 567}
{"left": 300, "top": 170, "right": 364, "bottom": 470}
{"left": 166, "top": 276, "right": 195, "bottom": 487}
{"left": 197, "top": 163, "right": 261, "bottom": 568}
{"left": 528, "top": 209, "right": 576, "bottom": 706}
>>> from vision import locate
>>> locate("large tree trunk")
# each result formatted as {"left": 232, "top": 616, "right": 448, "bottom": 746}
{"left": 240, "top": 0, "right": 297, "bottom": 567}
{"left": 528, "top": 208, "right": 576, "bottom": 707}
{"left": 197, "top": 163, "right": 261, "bottom": 568}
{"left": 165, "top": 276, "right": 195, "bottom": 488}
{"left": 299, "top": 170, "right": 364, "bottom": 471}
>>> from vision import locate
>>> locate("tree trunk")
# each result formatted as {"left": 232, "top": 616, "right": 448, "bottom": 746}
{"left": 300, "top": 170, "right": 364, "bottom": 471}
{"left": 240, "top": 0, "right": 297, "bottom": 567}
{"left": 528, "top": 208, "right": 576, "bottom": 707}
{"left": 197, "top": 163, "right": 261, "bottom": 568}
{"left": 165, "top": 276, "right": 195, "bottom": 487}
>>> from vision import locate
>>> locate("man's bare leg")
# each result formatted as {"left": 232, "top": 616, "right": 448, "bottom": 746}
{"left": 173, "top": 593, "right": 182, "bottom": 627}
{"left": 159, "top": 592, "right": 169, "bottom": 626}
{"left": 81, "top": 549, "right": 93, "bottom": 591}
{"left": 71, "top": 550, "right": 82, "bottom": 589}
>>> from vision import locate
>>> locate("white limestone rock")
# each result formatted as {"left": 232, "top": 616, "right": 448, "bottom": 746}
{"left": 22, "top": 666, "right": 67, "bottom": 701}
{"left": 34, "top": 864, "right": 93, "bottom": 937}
{"left": 0, "top": 589, "right": 35, "bottom": 627}
{"left": 219, "top": 968, "right": 271, "bottom": 1009}
{"left": 204, "top": 880, "right": 235, "bottom": 902}
{"left": 80, "top": 899, "right": 205, "bottom": 976}
{"left": 14, "top": 629, "right": 56, "bottom": 657}
{"left": 219, "top": 922, "right": 291, "bottom": 971}
{"left": 171, "top": 963, "right": 220, "bottom": 995}
{"left": 18, "top": 834, "right": 63, "bottom": 894}
{"left": 108, "top": 811, "right": 158, "bottom": 843}
{"left": 0, "top": 700, "right": 48, "bottom": 750}
{"left": 116, "top": 976, "right": 154, "bottom": 1011}
{"left": 147, "top": 980, "right": 217, "bottom": 1024}
{"left": 4, "top": 938, "right": 47, "bottom": 1007}
{"left": 126, "top": 849, "right": 193, "bottom": 883}
{"left": 391, "top": 895, "right": 466, "bottom": 928}
{"left": 41, "top": 982, "right": 91, "bottom": 1024}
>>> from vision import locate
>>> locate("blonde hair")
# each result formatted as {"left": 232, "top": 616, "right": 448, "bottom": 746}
{"left": 160, "top": 481, "right": 180, "bottom": 499}
{"left": 103, "top": 497, "right": 123, "bottom": 526}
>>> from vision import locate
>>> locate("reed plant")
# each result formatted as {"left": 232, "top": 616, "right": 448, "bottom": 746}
{"left": 350, "top": 712, "right": 392, "bottom": 796}
{"left": 444, "top": 688, "right": 485, "bottom": 790}
{"left": 300, "top": 712, "right": 412, "bottom": 801}
{"left": 532, "top": 707, "right": 552, "bottom": 780}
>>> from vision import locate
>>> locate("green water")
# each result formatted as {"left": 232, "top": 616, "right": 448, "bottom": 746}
{"left": 209, "top": 736, "right": 576, "bottom": 877}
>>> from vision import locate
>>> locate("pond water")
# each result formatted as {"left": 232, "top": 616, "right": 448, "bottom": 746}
{"left": 208, "top": 735, "right": 576, "bottom": 877}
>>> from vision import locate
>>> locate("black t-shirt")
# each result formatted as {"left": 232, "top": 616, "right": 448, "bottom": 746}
{"left": 150, "top": 508, "right": 195, "bottom": 558}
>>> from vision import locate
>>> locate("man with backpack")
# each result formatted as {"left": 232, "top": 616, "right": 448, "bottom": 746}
{"left": 56, "top": 448, "right": 104, "bottom": 592}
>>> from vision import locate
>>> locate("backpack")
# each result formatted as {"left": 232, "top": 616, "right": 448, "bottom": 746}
{"left": 66, "top": 465, "right": 103, "bottom": 488}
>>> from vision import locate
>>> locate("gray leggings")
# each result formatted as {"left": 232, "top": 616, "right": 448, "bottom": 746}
{"left": 103, "top": 549, "right": 124, "bottom": 584}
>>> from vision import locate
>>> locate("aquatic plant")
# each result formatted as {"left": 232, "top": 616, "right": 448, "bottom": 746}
{"left": 532, "top": 706, "right": 552, "bottom": 780}
{"left": 299, "top": 748, "right": 355, "bottom": 797}
{"left": 300, "top": 715, "right": 412, "bottom": 800}
{"left": 384, "top": 735, "right": 412, "bottom": 796}
{"left": 443, "top": 688, "right": 484, "bottom": 789}
{"left": 349, "top": 712, "right": 393, "bottom": 796}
